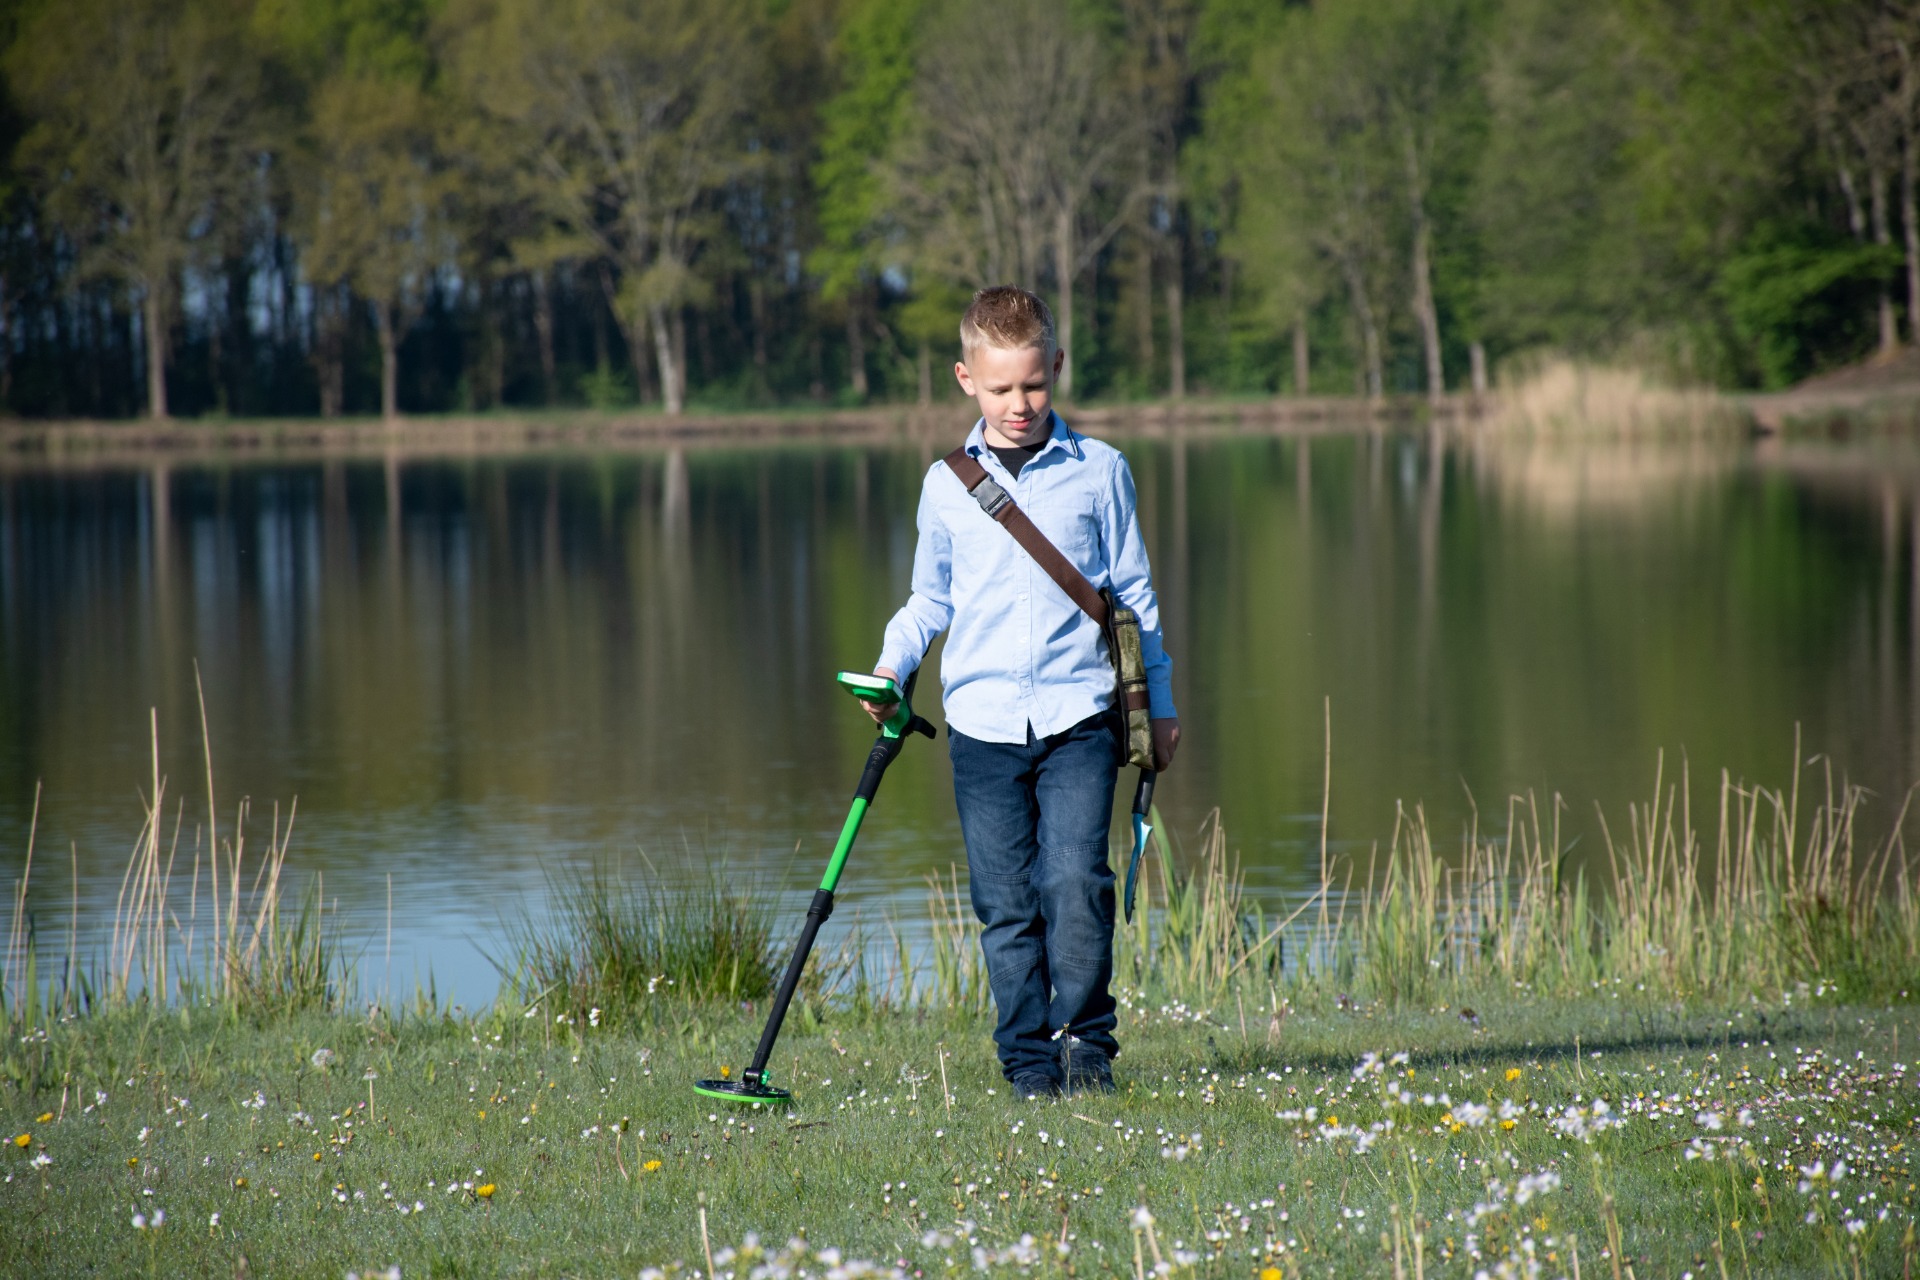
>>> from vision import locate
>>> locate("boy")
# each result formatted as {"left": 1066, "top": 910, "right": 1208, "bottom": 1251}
{"left": 861, "top": 286, "right": 1178, "bottom": 1099}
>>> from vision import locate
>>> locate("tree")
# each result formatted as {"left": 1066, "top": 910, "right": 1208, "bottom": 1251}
{"left": 444, "top": 0, "right": 761, "bottom": 416}
{"left": 294, "top": 74, "right": 452, "bottom": 421}
{"left": 811, "top": 0, "right": 923, "bottom": 403}
{"left": 1115, "top": 0, "right": 1201, "bottom": 399}
{"left": 886, "top": 0, "right": 1141, "bottom": 396}
{"left": 1232, "top": 6, "right": 1402, "bottom": 399}
{"left": 5, "top": 0, "right": 259, "bottom": 419}
{"left": 1361, "top": 0, "right": 1482, "bottom": 404}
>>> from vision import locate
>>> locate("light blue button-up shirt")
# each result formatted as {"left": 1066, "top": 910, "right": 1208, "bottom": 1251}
{"left": 877, "top": 414, "right": 1175, "bottom": 744}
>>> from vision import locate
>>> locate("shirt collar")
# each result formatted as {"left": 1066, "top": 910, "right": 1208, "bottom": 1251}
{"left": 964, "top": 411, "right": 1082, "bottom": 461}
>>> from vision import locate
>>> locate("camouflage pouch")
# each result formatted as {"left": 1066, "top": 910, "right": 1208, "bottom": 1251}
{"left": 1102, "top": 588, "right": 1155, "bottom": 771}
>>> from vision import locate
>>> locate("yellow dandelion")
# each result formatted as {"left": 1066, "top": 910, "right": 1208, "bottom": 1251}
{"left": 1505, "top": 1068, "right": 1522, "bottom": 1082}
{"left": 476, "top": 1183, "right": 496, "bottom": 1200}
{"left": 12, "top": 1133, "right": 30, "bottom": 1148}
{"left": 1499, "top": 1118, "right": 1517, "bottom": 1131}
{"left": 1260, "top": 1268, "right": 1284, "bottom": 1280}
{"left": 1323, "top": 1115, "right": 1338, "bottom": 1127}
{"left": 34, "top": 1112, "right": 52, "bottom": 1124}
{"left": 477, "top": 1110, "right": 487, "bottom": 1120}
{"left": 127, "top": 1157, "right": 139, "bottom": 1167}
{"left": 720, "top": 1065, "right": 732, "bottom": 1079}
{"left": 234, "top": 1177, "right": 247, "bottom": 1189}
{"left": 1449, "top": 1122, "right": 1465, "bottom": 1134}
{"left": 642, "top": 1159, "right": 663, "bottom": 1173}
{"left": 312, "top": 1152, "right": 323, "bottom": 1162}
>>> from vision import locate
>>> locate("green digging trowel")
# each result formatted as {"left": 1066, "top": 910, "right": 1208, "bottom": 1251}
{"left": 693, "top": 669, "right": 934, "bottom": 1107}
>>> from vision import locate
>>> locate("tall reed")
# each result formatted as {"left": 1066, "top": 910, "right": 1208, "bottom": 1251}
{"left": 1348, "top": 747, "right": 1917, "bottom": 1003}
{"left": 918, "top": 746, "right": 1916, "bottom": 1011}
{"left": 4, "top": 697, "right": 341, "bottom": 1033}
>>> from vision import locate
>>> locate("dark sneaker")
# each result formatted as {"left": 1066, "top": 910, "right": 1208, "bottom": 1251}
{"left": 1010, "top": 1072, "right": 1062, "bottom": 1100}
{"left": 1060, "top": 1037, "right": 1115, "bottom": 1095}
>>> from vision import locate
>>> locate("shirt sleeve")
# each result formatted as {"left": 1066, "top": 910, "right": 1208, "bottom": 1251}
{"left": 876, "top": 465, "right": 955, "bottom": 685}
{"left": 1102, "top": 453, "right": 1177, "bottom": 720}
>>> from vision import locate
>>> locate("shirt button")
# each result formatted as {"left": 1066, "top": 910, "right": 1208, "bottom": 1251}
{"left": 1018, "top": 593, "right": 1028, "bottom": 601}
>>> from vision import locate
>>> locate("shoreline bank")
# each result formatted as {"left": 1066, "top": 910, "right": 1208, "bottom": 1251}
{"left": 1, "top": 394, "right": 1488, "bottom": 466}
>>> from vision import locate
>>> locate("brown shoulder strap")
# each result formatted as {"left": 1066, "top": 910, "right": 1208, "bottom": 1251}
{"left": 943, "top": 445, "right": 1108, "bottom": 625}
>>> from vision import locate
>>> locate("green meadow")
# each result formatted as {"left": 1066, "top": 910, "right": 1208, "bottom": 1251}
{"left": 1, "top": 991, "right": 1916, "bottom": 1278}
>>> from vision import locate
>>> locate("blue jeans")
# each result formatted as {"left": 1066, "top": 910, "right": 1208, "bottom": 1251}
{"left": 950, "top": 713, "right": 1120, "bottom": 1083}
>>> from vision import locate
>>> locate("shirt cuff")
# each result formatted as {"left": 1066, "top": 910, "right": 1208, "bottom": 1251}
{"left": 876, "top": 646, "right": 921, "bottom": 688}
{"left": 1146, "top": 672, "right": 1177, "bottom": 721}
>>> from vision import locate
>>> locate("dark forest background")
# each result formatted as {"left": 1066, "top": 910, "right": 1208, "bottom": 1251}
{"left": 0, "top": 0, "right": 1913, "bottom": 421}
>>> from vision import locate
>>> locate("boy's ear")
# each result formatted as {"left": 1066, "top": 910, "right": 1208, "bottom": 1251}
{"left": 954, "top": 359, "right": 975, "bottom": 396}
{"left": 1051, "top": 348, "right": 1064, "bottom": 380}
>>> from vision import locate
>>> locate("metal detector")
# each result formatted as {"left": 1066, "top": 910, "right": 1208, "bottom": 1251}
{"left": 692, "top": 669, "right": 934, "bottom": 1107}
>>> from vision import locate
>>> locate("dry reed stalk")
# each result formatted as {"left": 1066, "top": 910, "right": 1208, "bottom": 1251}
{"left": 1486, "top": 358, "right": 1736, "bottom": 436}
{"left": 4, "top": 782, "right": 39, "bottom": 1015}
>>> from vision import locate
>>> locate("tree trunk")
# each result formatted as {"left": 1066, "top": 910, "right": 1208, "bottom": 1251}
{"left": 375, "top": 300, "right": 400, "bottom": 423}
{"left": 619, "top": 322, "right": 649, "bottom": 407}
{"left": 749, "top": 277, "right": 770, "bottom": 380}
{"left": 532, "top": 269, "right": 557, "bottom": 405}
{"left": 1410, "top": 216, "right": 1443, "bottom": 403}
{"left": 208, "top": 288, "right": 226, "bottom": 415}
{"left": 1904, "top": 127, "right": 1920, "bottom": 346}
{"left": 1055, "top": 208, "right": 1076, "bottom": 398}
{"left": 1292, "top": 314, "right": 1310, "bottom": 396}
{"left": 479, "top": 280, "right": 505, "bottom": 409}
{"left": 1165, "top": 267, "right": 1185, "bottom": 400}
{"left": 315, "top": 289, "right": 344, "bottom": 419}
{"left": 1340, "top": 254, "right": 1384, "bottom": 401}
{"left": 1470, "top": 341, "right": 1488, "bottom": 396}
{"left": 1873, "top": 166, "right": 1900, "bottom": 353}
{"left": 143, "top": 283, "right": 169, "bottom": 420}
{"left": 694, "top": 302, "right": 713, "bottom": 386}
{"left": 650, "top": 302, "right": 684, "bottom": 414}
{"left": 1405, "top": 128, "right": 1444, "bottom": 404}
{"left": 917, "top": 340, "right": 932, "bottom": 407}
{"left": 1134, "top": 237, "right": 1153, "bottom": 384}
{"left": 671, "top": 307, "right": 689, "bottom": 410}
{"left": 846, "top": 297, "right": 869, "bottom": 402}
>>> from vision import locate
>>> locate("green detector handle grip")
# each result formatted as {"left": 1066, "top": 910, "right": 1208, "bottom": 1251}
{"left": 834, "top": 670, "right": 933, "bottom": 741}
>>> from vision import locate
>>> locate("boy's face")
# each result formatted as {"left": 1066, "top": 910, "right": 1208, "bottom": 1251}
{"left": 955, "top": 342, "right": 1064, "bottom": 448}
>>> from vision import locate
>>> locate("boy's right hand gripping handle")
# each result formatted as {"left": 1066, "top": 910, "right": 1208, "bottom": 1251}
{"left": 849, "top": 668, "right": 934, "bottom": 801}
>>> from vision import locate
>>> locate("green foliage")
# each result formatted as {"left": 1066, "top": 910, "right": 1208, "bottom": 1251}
{"left": 2, "top": 0, "right": 1916, "bottom": 415}
{"left": 577, "top": 365, "right": 637, "bottom": 410}
{"left": 810, "top": 0, "right": 922, "bottom": 302}
{"left": 1719, "top": 227, "right": 1901, "bottom": 388}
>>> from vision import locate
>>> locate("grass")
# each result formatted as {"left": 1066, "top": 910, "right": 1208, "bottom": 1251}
{"left": 2, "top": 712, "right": 1917, "bottom": 1275}
{"left": 0, "top": 992, "right": 1915, "bottom": 1277}
{"left": 499, "top": 863, "right": 785, "bottom": 1023}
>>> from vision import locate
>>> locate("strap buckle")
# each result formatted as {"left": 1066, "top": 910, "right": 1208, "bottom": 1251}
{"left": 968, "top": 475, "right": 1012, "bottom": 519}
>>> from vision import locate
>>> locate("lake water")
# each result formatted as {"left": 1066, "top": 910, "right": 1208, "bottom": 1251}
{"left": 3, "top": 421, "right": 1916, "bottom": 1006}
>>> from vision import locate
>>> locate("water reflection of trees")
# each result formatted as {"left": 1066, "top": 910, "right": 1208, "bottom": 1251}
{"left": 2, "top": 433, "right": 1915, "bottom": 999}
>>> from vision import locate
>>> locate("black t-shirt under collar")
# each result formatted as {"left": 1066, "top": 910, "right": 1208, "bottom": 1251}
{"left": 988, "top": 438, "right": 1047, "bottom": 480}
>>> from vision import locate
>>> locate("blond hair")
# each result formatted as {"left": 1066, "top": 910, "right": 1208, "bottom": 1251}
{"left": 959, "top": 286, "right": 1056, "bottom": 360}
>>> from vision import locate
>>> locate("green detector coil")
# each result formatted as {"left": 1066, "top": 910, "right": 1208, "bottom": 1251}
{"left": 692, "top": 1074, "right": 792, "bottom": 1107}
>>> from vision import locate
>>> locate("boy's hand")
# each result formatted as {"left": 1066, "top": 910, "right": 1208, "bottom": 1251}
{"left": 857, "top": 666, "right": 901, "bottom": 725}
{"left": 1151, "top": 717, "right": 1180, "bottom": 773}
